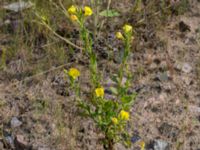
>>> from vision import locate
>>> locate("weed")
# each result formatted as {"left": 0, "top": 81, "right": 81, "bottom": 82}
{"left": 65, "top": 5, "right": 137, "bottom": 149}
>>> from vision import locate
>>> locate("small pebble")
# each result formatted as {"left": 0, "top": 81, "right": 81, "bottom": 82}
{"left": 153, "top": 139, "right": 169, "bottom": 150}
{"left": 11, "top": 117, "right": 22, "bottom": 128}
{"left": 5, "top": 136, "right": 14, "bottom": 149}
{"left": 182, "top": 63, "right": 192, "bottom": 73}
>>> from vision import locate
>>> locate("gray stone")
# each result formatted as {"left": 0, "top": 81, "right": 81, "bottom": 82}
{"left": 3, "top": 1, "right": 33, "bottom": 12}
{"left": 5, "top": 136, "right": 14, "bottom": 149}
{"left": 189, "top": 105, "right": 200, "bottom": 113}
{"left": 182, "top": 63, "right": 192, "bottom": 73}
{"left": 153, "top": 139, "right": 169, "bottom": 150}
{"left": 184, "top": 37, "right": 196, "bottom": 45}
{"left": 14, "top": 134, "right": 30, "bottom": 149}
{"left": 11, "top": 117, "right": 22, "bottom": 128}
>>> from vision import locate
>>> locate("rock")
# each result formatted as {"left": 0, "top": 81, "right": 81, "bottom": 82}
{"left": 182, "top": 63, "right": 192, "bottom": 73}
{"left": 11, "top": 117, "right": 22, "bottom": 128}
{"left": 3, "top": 1, "right": 33, "bottom": 12}
{"left": 5, "top": 136, "right": 14, "bottom": 149}
{"left": 14, "top": 134, "right": 31, "bottom": 150}
{"left": 175, "top": 62, "right": 192, "bottom": 73}
{"left": 189, "top": 105, "right": 200, "bottom": 113}
{"left": 184, "top": 38, "right": 190, "bottom": 45}
{"left": 184, "top": 37, "right": 196, "bottom": 45}
{"left": 153, "top": 139, "right": 169, "bottom": 150}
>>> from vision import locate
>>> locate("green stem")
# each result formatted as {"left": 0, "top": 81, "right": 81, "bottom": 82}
{"left": 80, "top": 20, "right": 99, "bottom": 87}
{"left": 104, "top": 129, "right": 114, "bottom": 150}
{"left": 117, "top": 35, "right": 131, "bottom": 96}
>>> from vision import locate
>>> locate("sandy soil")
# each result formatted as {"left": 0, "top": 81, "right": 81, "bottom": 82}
{"left": 0, "top": 0, "right": 200, "bottom": 150}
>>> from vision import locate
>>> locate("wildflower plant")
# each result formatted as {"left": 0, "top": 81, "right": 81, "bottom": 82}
{"left": 67, "top": 5, "right": 99, "bottom": 87}
{"left": 66, "top": 5, "right": 136, "bottom": 150}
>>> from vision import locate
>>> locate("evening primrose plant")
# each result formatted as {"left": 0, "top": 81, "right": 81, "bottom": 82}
{"left": 66, "top": 5, "right": 137, "bottom": 150}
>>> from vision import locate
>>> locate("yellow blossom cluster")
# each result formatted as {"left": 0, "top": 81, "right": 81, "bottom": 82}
{"left": 111, "top": 110, "right": 130, "bottom": 125}
{"left": 68, "top": 5, "right": 93, "bottom": 22}
{"left": 116, "top": 24, "right": 133, "bottom": 40}
{"left": 119, "top": 110, "right": 129, "bottom": 120}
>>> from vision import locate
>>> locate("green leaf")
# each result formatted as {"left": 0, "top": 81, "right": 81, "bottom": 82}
{"left": 103, "top": 101, "right": 114, "bottom": 111}
{"left": 77, "top": 101, "right": 91, "bottom": 115}
{"left": 121, "top": 96, "right": 133, "bottom": 104}
{"left": 102, "top": 101, "right": 118, "bottom": 117}
{"left": 121, "top": 93, "right": 137, "bottom": 110}
{"left": 99, "top": 9, "right": 120, "bottom": 17}
{"left": 110, "top": 87, "right": 118, "bottom": 95}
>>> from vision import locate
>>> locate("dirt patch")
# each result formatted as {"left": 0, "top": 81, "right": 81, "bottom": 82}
{"left": 0, "top": 0, "right": 200, "bottom": 150}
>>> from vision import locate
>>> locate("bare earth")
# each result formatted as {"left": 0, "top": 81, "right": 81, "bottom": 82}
{"left": 0, "top": 1, "right": 200, "bottom": 150}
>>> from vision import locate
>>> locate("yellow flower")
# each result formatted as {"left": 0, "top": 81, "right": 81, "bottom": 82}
{"left": 68, "top": 5, "right": 77, "bottom": 14}
{"left": 123, "top": 24, "right": 133, "bottom": 33}
{"left": 116, "top": 32, "right": 124, "bottom": 39}
{"left": 70, "top": 15, "right": 78, "bottom": 21}
{"left": 119, "top": 110, "right": 129, "bottom": 120}
{"left": 84, "top": 6, "right": 93, "bottom": 16}
{"left": 95, "top": 87, "right": 104, "bottom": 98}
{"left": 139, "top": 141, "right": 145, "bottom": 150}
{"left": 68, "top": 68, "right": 80, "bottom": 79}
{"left": 111, "top": 117, "right": 118, "bottom": 125}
